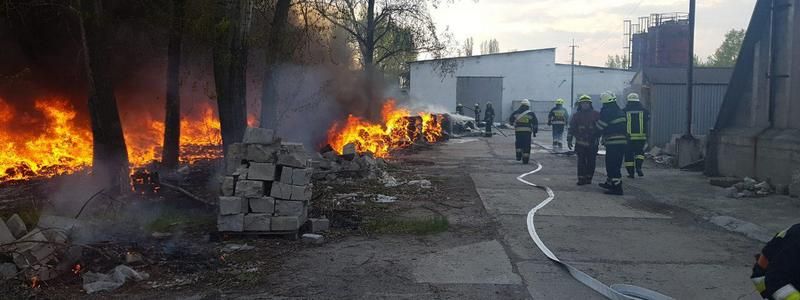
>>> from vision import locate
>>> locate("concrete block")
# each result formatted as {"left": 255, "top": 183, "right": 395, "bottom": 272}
{"left": 244, "top": 214, "right": 271, "bottom": 231}
{"left": 269, "top": 182, "right": 292, "bottom": 199}
{"left": 275, "top": 200, "right": 307, "bottom": 217}
{"left": 246, "top": 144, "right": 278, "bottom": 162}
{"left": 225, "top": 158, "right": 242, "bottom": 175}
{"left": 0, "top": 218, "right": 15, "bottom": 243}
{"left": 12, "top": 229, "right": 54, "bottom": 268}
{"left": 6, "top": 214, "right": 27, "bottom": 239}
{"left": 221, "top": 176, "right": 235, "bottom": 196}
{"left": 271, "top": 216, "right": 300, "bottom": 231}
{"left": 342, "top": 143, "right": 357, "bottom": 160}
{"left": 243, "top": 127, "right": 275, "bottom": 144}
{"left": 37, "top": 215, "right": 84, "bottom": 239}
{"left": 247, "top": 163, "right": 276, "bottom": 181}
{"left": 291, "top": 168, "right": 313, "bottom": 186}
{"left": 310, "top": 218, "right": 330, "bottom": 233}
{"left": 227, "top": 142, "right": 247, "bottom": 158}
{"left": 249, "top": 197, "right": 275, "bottom": 214}
{"left": 217, "top": 214, "right": 244, "bottom": 232}
{"left": 280, "top": 166, "right": 294, "bottom": 184}
{"left": 234, "top": 180, "right": 264, "bottom": 198}
{"left": 301, "top": 233, "right": 324, "bottom": 244}
{"left": 277, "top": 153, "right": 309, "bottom": 168}
{"left": 219, "top": 196, "right": 245, "bottom": 215}
{"left": 291, "top": 184, "right": 313, "bottom": 201}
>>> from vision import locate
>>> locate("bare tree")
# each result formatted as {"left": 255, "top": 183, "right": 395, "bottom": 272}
{"left": 480, "top": 38, "right": 499, "bottom": 54}
{"left": 259, "top": 0, "right": 291, "bottom": 130}
{"left": 213, "top": 0, "right": 252, "bottom": 150}
{"left": 78, "top": 0, "right": 130, "bottom": 188}
{"left": 463, "top": 37, "right": 473, "bottom": 56}
{"left": 312, "top": 0, "right": 446, "bottom": 71}
{"left": 162, "top": 0, "right": 186, "bottom": 170}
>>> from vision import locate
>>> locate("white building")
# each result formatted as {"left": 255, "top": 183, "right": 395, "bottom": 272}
{"left": 408, "top": 48, "right": 636, "bottom": 123}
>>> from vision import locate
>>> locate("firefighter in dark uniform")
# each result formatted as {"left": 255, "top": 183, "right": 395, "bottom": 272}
{"left": 567, "top": 95, "right": 600, "bottom": 185}
{"left": 509, "top": 99, "right": 538, "bottom": 164}
{"left": 595, "top": 91, "right": 627, "bottom": 195}
{"left": 474, "top": 103, "right": 481, "bottom": 123}
{"left": 484, "top": 102, "right": 495, "bottom": 137}
{"left": 623, "top": 93, "right": 650, "bottom": 178}
{"left": 456, "top": 103, "right": 464, "bottom": 115}
{"left": 751, "top": 223, "right": 800, "bottom": 300}
{"left": 548, "top": 98, "right": 570, "bottom": 149}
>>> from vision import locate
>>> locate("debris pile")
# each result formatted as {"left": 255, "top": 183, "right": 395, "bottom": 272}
{"left": 314, "top": 143, "right": 389, "bottom": 181}
{"left": 725, "top": 177, "right": 774, "bottom": 198}
{"left": 0, "top": 214, "right": 88, "bottom": 284}
{"left": 218, "top": 127, "right": 314, "bottom": 233}
{"left": 646, "top": 146, "right": 675, "bottom": 167}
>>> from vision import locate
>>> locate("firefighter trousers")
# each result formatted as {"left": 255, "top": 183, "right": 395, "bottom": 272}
{"left": 484, "top": 121, "right": 493, "bottom": 137}
{"left": 605, "top": 144, "right": 626, "bottom": 184}
{"left": 515, "top": 131, "right": 532, "bottom": 164}
{"left": 575, "top": 144, "right": 598, "bottom": 182}
{"left": 625, "top": 140, "right": 646, "bottom": 176}
{"left": 552, "top": 125, "right": 565, "bottom": 145}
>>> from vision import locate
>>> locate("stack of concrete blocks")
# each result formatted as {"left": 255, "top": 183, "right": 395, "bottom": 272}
{"left": 0, "top": 214, "right": 85, "bottom": 281}
{"left": 218, "top": 127, "right": 314, "bottom": 233}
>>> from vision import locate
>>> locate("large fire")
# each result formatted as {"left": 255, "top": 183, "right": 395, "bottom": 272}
{"left": 0, "top": 97, "right": 223, "bottom": 182}
{"left": 327, "top": 100, "right": 444, "bottom": 158}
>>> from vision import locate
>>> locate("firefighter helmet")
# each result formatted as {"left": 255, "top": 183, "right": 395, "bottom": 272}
{"left": 520, "top": 99, "right": 531, "bottom": 107}
{"left": 627, "top": 93, "right": 640, "bottom": 102}
{"left": 600, "top": 91, "right": 617, "bottom": 104}
{"left": 578, "top": 94, "right": 592, "bottom": 102}
{"left": 486, "top": 102, "right": 492, "bottom": 106}
{"left": 555, "top": 98, "right": 565, "bottom": 105}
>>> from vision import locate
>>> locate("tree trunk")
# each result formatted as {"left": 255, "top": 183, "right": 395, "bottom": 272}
{"left": 162, "top": 0, "right": 186, "bottom": 170}
{"left": 213, "top": 0, "right": 250, "bottom": 151}
{"left": 259, "top": 0, "right": 291, "bottom": 130}
{"left": 79, "top": 0, "right": 129, "bottom": 189}
{"left": 363, "top": 0, "right": 375, "bottom": 67}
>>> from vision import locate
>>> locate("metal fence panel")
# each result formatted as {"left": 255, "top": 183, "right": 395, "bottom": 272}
{"left": 649, "top": 84, "right": 728, "bottom": 146}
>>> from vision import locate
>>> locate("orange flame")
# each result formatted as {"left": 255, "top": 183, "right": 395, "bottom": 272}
{"left": 30, "top": 276, "right": 40, "bottom": 288}
{"left": 72, "top": 264, "right": 82, "bottom": 274}
{"left": 326, "top": 99, "right": 443, "bottom": 158}
{"left": 0, "top": 97, "right": 224, "bottom": 182}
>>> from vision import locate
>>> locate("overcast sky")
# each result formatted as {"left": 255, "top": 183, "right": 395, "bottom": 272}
{"left": 429, "top": 0, "right": 757, "bottom": 66}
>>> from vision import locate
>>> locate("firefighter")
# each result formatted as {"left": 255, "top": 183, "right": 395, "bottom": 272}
{"left": 484, "top": 102, "right": 495, "bottom": 137}
{"left": 751, "top": 223, "right": 800, "bottom": 300}
{"left": 548, "top": 98, "right": 570, "bottom": 149}
{"left": 456, "top": 103, "right": 464, "bottom": 115}
{"left": 623, "top": 93, "right": 650, "bottom": 178}
{"left": 509, "top": 99, "right": 538, "bottom": 164}
{"left": 474, "top": 103, "right": 481, "bottom": 123}
{"left": 567, "top": 95, "right": 600, "bottom": 185}
{"left": 595, "top": 91, "right": 627, "bottom": 195}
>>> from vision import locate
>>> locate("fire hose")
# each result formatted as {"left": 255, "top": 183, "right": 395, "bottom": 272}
{"left": 517, "top": 159, "right": 674, "bottom": 300}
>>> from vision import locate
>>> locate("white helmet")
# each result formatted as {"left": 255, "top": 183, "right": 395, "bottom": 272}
{"left": 627, "top": 93, "right": 640, "bottom": 102}
{"left": 521, "top": 99, "right": 531, "bottom": 107}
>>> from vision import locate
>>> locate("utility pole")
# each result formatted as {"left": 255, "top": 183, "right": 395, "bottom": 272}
{"left": 569, "top": 40, "right": 578, "bottom": 109}
{"left": 685, "top": 0, "right": 696, "bottom": 137}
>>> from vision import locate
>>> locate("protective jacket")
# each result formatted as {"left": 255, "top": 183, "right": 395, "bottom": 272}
{"left": 752, "top": 224, "right": 800, "bottom": 300}
{"left": 510, "top": 106, "right": 538, "bottom": 134}
{"left": 596, "top": 103, "right": 628, "bottom": 145}
{"left": 623, "top": 102, "right": 650, "bottom": 141}
{"left": 548, "top": 105, "right": 569, "bottom": 126}
{"left": 568, "top": 108, "right": 600, "bottom": 147}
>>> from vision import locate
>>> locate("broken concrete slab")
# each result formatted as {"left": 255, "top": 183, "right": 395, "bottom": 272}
{"left": 274, "top": 200, "right": 306, "bottom": 217}
{"left": 6, "top": 214, "right": 27, "bottom": 239}
{"left": 12, "top": 229, "right": 55, "bottom": 268}
{"left": 248, "top": 197, "right": 275, "bottom": 214}
{"left": 322, "top": 151, "right": 340, "bottom": 162}
{"left": 309, "top": 218, "right": 330, "bottom": 233}
{"left": 38, "top": 215, "right": 82, "bottom": 232}
{"left": 217, "top": 214, "right": 244, "bottom": 232}
{"left": 270, "top": 216, "right": 300, "bottom": 231}
{"left": 277, "top": 153, "right": 309, "bottom": 169}
{"left": 279, "top": 166, "right": 294, "bottom": 184}
{"left": 247, "top": 163, "right": 276, "bottom": 181}
{"left": 709, "top": 177, "right": 740, "bottom": 188}
{"left": 219, "top": 196, "right": 245, "bottom": 215}
{"left": 246, "top": 144, "right": 278, "bottom": 162}
{"left": 0, "top": 218, "right": 14, "bottom": 243}
{"left": 291, "top": 184, "right": 312, "bottom": 201}
{"left": 269, "top": 182, "right": 292, "bottom": 199}
{"left": 244, "top": 214, "right": 271, "bottom": 231}
{"left": 221, "top": 176, "right": 235, "bottom": 196}
{"left": 291, "top": 168, "right": 312, "bottom": 186}
{"left": 342, "top": 143, "right": 357, "bottom": 160}
{"left": 243, "top": 127, "right": 275, "bottom": 144}
{"left": 226, "top": 143, "right": 246, "bottom": 160}
{"left": 234, "top": 180, "right": 264, "bottom": 198}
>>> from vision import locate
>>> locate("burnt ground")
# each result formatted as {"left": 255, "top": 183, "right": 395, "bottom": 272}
{"left": 0, "top": 141, "right": 524, "bottom": 299}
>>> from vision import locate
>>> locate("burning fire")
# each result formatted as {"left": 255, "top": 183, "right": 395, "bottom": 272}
{"left": 0, "top": 97, "right": 223, "bottom": 182}
{"left": 326, "top": 100, "right": 444, "bottom": 158}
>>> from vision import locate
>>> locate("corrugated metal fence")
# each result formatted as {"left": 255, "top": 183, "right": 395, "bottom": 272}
{"left": 649, "top": 84, "right": 728, "bottom": 146}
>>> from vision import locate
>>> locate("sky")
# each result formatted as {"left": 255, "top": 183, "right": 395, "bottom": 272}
{"left": 428, "top": 0, "right": 758, "bottom": 66}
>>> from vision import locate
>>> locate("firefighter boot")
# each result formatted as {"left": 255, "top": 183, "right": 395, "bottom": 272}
{"left": 599, "top": 180, "right": 612, "bottom": 190}
{"left": 604, "top": 181, "right": 623, "bottom": 195}
{"left": 637, "top": 169, "right": 644, "bottom": 177}
{"left": 516, "top": 149, "right": 522, "bottom": 161}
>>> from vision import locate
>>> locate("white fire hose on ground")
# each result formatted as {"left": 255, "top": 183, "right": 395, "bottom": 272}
{"left": 517, "top": 160, "right": 674, "bottom": 300}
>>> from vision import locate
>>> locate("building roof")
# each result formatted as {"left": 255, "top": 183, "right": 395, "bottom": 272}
{"left": 409, "top": 48, "right": 556, "bottom": 64}
{"left": 554, "top": 63, "right": 635, "bottom": 72}
{"left": 642, "top": 67, "right": 733, "bottom": 85}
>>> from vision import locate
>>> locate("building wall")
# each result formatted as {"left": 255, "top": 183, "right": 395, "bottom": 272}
{"left": 408, "top": 49, "right": 635, "bottom": 123}
{"left": 648, "top": 84, "right": 728, "bottom": 146}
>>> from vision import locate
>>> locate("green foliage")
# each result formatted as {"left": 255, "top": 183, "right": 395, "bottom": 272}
{"left": 366, "top": 215, "right": 449, "bottom": 235}
{"left": 605, "top": 54, "right": 629, "bottom": 69}
{"left": 704, "top": 29, "right": 745, "bottom": 67}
